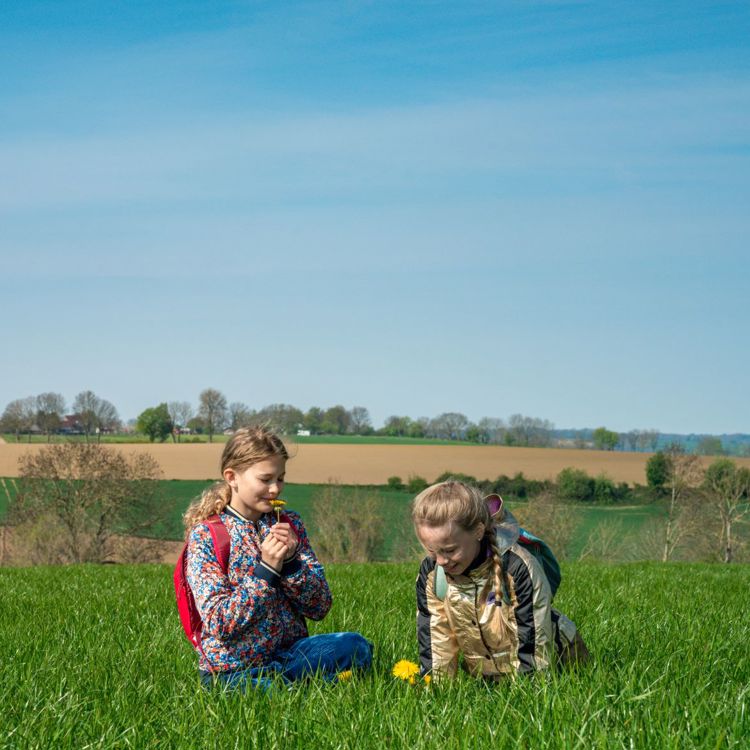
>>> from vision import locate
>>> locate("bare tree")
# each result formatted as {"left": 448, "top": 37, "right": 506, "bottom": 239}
{"left": 73, "top": 390, "right": 100, "bottom": 440}
{"left": 578, "top": 520, "right": 630, "bottom": 562}
{"left": 72, "top": 391, "right": 121, "bottom": 442}
{"left": 35, "top": 392, "right": 66, "bottom": 442}
{"left": 703, "top": 459, "right": 750, "bottom": 563}
{"left": 198, "top": 388, "right": 228, "bottom": 442}
{"left": 12, "top": 443, "right": 170, "bottom": 564}
{"left": 1, "top": 397, "right": 37, "bottom": 442}
{"left": 96, "top": 399, "right": 121, "bottom": 440}
{"left": 428, "top": 412, "right": 470, "bottom": 440}
{"left": 477, "top": 417, "right": 506, "bottom": 445}
{"left": 506, "top": 414, "right": 554, "bottom": 447}
{"left": 310, "top": 484, "right": 384, "bottom": 563}
{"left": 512, "top": 492, "right": 581, "bottom": 561}
{"left": 167, "top": 401, "right": 194, "bottom": 442}
{"left": 348, "top": 406, "right": 372, "bottom": 435}
{"left": 660, "top": 446, "right": 704, "bottom": 562}
{"left": 255, "top": 403, "right": 304, "bottom": 434}
{"left": 636, "top": 429, "right": 660, "bottom": 452}
{"left": 623, "top": 430, "right": 638, "bottom": 452}
{"left": 229, "top": 402, "right": 256, "bottom": 431}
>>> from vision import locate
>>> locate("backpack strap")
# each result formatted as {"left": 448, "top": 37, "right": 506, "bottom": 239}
{"left": 517, "top": 527, "right": 561, "bottom": 598}
{"left": 434, "top": 564, "right": 447, "bottom": 601}
{"left": 205, "top": 514, "right": 231, "bottom": 573}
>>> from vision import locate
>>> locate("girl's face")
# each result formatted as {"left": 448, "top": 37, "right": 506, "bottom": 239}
{"left": 225, "top": 456, "right": 286, "bottom": 521}
{"left": 416, "top": 522, "right": 484, "bottom": 576}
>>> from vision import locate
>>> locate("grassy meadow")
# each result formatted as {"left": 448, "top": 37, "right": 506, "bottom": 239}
{"left": 1, "top": 561, "right": 748, "bottom": 749}
{"left": 0, "top": 477, "right": 666, "bottom": 562}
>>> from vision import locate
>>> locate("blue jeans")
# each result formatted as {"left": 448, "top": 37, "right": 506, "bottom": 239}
{"left": 200, "top": 632, "right": 373, "bottom": 692}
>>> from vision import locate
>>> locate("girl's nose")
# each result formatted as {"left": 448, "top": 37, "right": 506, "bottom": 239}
{"left": 435, "top": 554, "right": 448, "bottom": 566}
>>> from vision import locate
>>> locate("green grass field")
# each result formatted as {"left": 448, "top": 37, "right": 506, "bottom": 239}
{"left": 2, "top": 433, "right": 176, "bottom": 444}
{"left": 0, "top": 477, "right": 667, "bottom": 561}
{"left": 292, "top": 435, "right": 473, "bottom": 446}
{"left": 1, "top": 561, "right": 747, "bottom": 749}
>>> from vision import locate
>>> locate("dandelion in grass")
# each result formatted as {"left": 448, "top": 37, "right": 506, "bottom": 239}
{"left": 336, "top": 670, "right": 353, "bottom": 682}
{"left": 392, "top": 660, "right": 420, "bottom": 686}
{"left": 270, "top": 498, "right": 286, "bottom": 523}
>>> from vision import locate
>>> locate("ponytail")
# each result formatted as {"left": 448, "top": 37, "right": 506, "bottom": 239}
{"left": 182, "top": 481, "right": 233, "bottom": 538}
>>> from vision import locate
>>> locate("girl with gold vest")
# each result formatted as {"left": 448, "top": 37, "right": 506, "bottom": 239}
{"left": 413, "top": 481, "right": 588, "bottom": 680}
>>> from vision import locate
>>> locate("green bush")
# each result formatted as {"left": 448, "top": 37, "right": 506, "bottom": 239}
{"left": 557, "top": 467, "right": 595, "bottom": 503}
{"left": 386, "top": 476, "right": 404, "bottom": 491}
{"left": 646, "top": 451, "right": 670, "bottom": 494}
{"left": 593, "top": 474, "right": 617, "bottom": 504}
{"left": 406, "top": 475, "right": 428, "bottom": 494}
{"left": 434, "top": 471, "right": 478, "bottom": 485}
{"left": 487, "top": 472, "right": 553, "bottom": 500}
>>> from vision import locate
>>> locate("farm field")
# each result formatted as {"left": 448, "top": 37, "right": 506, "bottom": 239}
{"left": 1, "top": 561, "right": 747, "bottom": 749}
{"left": 0, "top": 441, "right": 718, "bottom": 485}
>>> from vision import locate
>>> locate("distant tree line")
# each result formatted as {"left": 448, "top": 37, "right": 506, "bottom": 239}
{"left": 0, "top": 391, "right": 120, "bottom": 442}
{"left": 3, "top": 389, "right": 749, "bottom": 455}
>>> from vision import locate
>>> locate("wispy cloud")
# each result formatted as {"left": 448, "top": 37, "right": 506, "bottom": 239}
{"left": 2, "top": 76, "right": 747, "bottom": 214}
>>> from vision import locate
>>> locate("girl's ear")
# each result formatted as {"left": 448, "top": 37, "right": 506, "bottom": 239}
{"left": 223, "top": 467, "right": 236, "bottom": 485}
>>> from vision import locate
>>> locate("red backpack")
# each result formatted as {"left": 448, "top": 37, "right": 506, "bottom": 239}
{"left": 173, "top": 515, "right": 231, "bottom": 657}
{"left": 174, "top": 511, "right": 299, "bottom": 658}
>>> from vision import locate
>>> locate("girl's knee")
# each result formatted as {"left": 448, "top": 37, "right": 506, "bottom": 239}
{"left": 337, "top": 631, "right": 373, "bottom": 668}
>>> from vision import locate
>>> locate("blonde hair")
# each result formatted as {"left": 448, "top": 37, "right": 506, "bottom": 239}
{"left": 412, "top": 480, "right": 504, "bottom": 602}
{"left": 182, "top": 426, "right": 288, "bottom": 536}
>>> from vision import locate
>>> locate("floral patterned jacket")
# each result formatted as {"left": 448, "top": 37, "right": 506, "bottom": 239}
{"left": 186, "top": 508, "right": 332, "bottom": 672}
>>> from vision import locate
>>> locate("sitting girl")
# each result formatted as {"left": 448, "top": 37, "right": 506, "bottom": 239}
{"left": 413, "top": 480, "right": 587, "bottom": 680}
{"left": 183, "top": 426, "right": 372, "bottom": 691}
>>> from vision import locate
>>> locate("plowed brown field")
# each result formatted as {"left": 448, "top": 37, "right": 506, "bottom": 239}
{"left": 2, "top": 442, "right": 747, "bottom": 484}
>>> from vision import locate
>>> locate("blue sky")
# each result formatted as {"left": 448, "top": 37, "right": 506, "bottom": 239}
{"left": 1, "top": 1, "right": 748, "bottom": 434}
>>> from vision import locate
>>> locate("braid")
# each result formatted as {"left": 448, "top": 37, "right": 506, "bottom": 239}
{"left": 484, "top": 525, "right": 504, "bottom": 604}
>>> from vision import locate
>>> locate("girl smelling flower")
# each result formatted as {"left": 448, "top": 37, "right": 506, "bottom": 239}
{"left": 182, "top": 426, "right": 372, "bottom": 691}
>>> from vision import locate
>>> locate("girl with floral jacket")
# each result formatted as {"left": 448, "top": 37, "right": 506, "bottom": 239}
{"left": 183, "top": 426, "right": 372, "bottom": 691}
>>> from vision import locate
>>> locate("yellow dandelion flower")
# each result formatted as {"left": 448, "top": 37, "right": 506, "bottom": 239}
{"left": 269, "top": 498, "right": 286, "bottom": 522}
{"left": 336, "top": 670, "right": 353, "bottom": 682}
{"left": 392, "top": 660, "right": 420, "bottom": 683}
{"left": 423, "top": 674, "right": 431, "bottom": 685}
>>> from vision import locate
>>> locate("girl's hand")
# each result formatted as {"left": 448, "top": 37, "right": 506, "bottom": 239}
{"left": 270, "top": 522, "right": 299, "bottom": 560}
{"left": 260, "top": 532, "right": 288, "bottom": 572}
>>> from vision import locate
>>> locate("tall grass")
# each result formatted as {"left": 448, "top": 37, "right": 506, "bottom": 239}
{"left": 1, "top": 562, "right": 748, "bottom": 749}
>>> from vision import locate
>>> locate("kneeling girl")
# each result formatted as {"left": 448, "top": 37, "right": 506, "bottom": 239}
{"left": 413, "top": 480, "right": 587, "bottom": 680}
